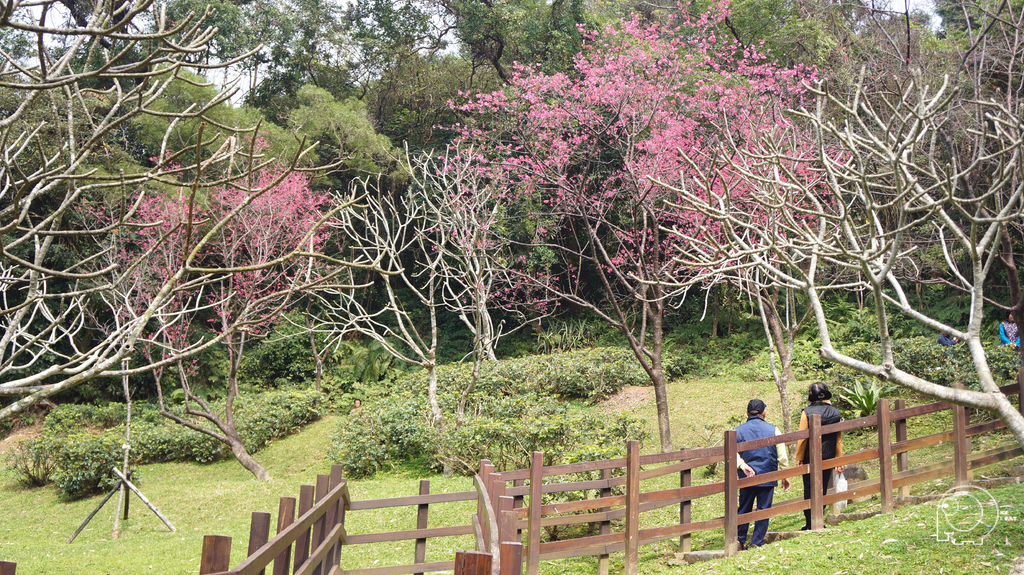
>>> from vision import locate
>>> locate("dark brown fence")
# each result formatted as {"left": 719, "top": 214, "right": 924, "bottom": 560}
{"left": 0, "top": 561, "right": 15, "bottom": 575}
{"left": 480, "top": 382, "right": 1024, "bottom": 575}
{"left": 199, "top": 465, "right": 522, "bottom": 575}
{"left": 200, "top": 382, "right": 1022, "bottom": 575}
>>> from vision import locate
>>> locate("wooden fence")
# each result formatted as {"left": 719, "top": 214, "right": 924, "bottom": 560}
{"left": 200, "top": 381, "right": 1023, "bottom": 575}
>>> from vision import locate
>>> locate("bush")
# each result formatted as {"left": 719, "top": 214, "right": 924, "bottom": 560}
{"left": 399, "top": 347, "right": 653, "bottom": 404}
{"left": 8, "top": 389, "right": 324, "bottom": 498}
{"left": 50, "top": 432, "right": 123, "bottom": 499}
{"left": 5, "top": 438, "right": 56, "bottom": 487}
{"left": 329, "top": 386, "right": 650, "bottom": 478}
{"left": 829, "top": 336, "right": 1021, "bottom": 394}
{"left": 836, "top": 380, "right": 897, "bottom": 419}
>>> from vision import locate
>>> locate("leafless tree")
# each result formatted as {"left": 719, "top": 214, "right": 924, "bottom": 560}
{"left": 660, "top": 50, "right": 1024, "bottom": 447}
{"left": 0, "top": 0, "right": 355, "bottom": 425}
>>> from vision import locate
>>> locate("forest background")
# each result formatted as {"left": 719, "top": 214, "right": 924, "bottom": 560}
{"left": 2, "top": 0, "right": 1024, "bottom": 522}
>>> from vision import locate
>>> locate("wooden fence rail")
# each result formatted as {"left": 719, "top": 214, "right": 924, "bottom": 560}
{"left": 201, "top": 381, "right": 1021, "bottom": 575}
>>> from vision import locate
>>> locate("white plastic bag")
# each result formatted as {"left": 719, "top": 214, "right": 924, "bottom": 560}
{"left": 834, "top": 472, "right": 848, "bottom": 512}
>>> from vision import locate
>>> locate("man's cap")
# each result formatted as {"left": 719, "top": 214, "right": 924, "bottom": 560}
{"left": 746, "top": 399, "right": 767, "bottom": 415}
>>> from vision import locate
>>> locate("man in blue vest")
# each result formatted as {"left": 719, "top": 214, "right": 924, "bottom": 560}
{"left": 736, "top": 399, "right": 790, "bottom": 550}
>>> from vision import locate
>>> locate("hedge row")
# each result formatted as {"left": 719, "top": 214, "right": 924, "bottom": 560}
{"left": 399, "top": 346, "right": 693, "bottom": 402}
{"left": 330, "top": 390, "right": 649, "bottom": 478}
{"left": 6, "top": 389, "right": 323, "bottom": 499}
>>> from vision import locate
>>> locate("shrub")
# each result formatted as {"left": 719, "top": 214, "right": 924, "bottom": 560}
{"left": 329, "top": 387, "right": 650, "bottom": 478}
{"left": 9, "top": 389, "right": 324, "bottom": 498}
{"left": 5, "top": 438, "right": 56, "bottom": 487}
{"left": 50, "top": 432, "right": 123, "bottom": 499}
{"left": 400, "top": 347, "right": 652, "bottom": 404}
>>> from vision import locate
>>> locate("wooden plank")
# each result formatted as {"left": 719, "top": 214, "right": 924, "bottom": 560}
{"left": 500, "top": 542, "right": 523, "bottom": 575}
{"left": 414, "top": 480, "right": 430, "bottom": 575}
{"left": 526, "top": 451, "right": 542, "bottom": 575}
{"left": 348, "top": 491, "right": 477, "bottom": 511}
{"left": 0, "top": 561, "right": 14, "bottom": 575}
{"left": 638, "top": 455, "right": 721, "bottom": 480}
{"left": 892, "top": 463, "right": 956, "bottom": 489}
{"left": 248, "top": 512, "right": 272, "bottom": 575}
{"left": 967, "top": 445, "right": 1024, "bottom": 469}
{"left": 640, "top": 480, "right": 725, "bottom": 505}
{"left": 293, "top": 485, "right": 316, "bottom": 574}
{"left": 890, "top": 401, "right": 950, "bottom": 420}
{"left": 624, "top": 440, "right": 640, "bottom": 575}
{"left": 342, "top": 561, "right": 454, "bottom": 575}
{"left": 474, "top": 474, "right": 501, "bottom": 560}
{"left": 345, "top": 525, "right": 475, "bottom": 545}
{"left": 735, "top": 429, "right": 808, "bottom": 452}
{"left": 953, "top": 401, "right": 970, "bottom": 486}
{"left": 635, "top": 517, "right": 725, "bottom": 546}
{"left": 723, "top": 430, "right": 738, "bottom": 556}
{"left": 272, "top": 497, "right": 296, "bottom": 575}
{"left": 295, "top": 523, "right": 345, "bottom": 575}
{"left": 891, "top": 430, "right": 954, "bottom": 455}
{"left": 823, "top": 450, "right": 875, "bottom": 469}
{"left": 966, "top": 419, "right": 1005, "bottom": 437}
{"left": 505, "top": 477, "right": 623, "bottom": 498}
{"left": 894, "top": 399, "right": 910, "bottom": 497}
{"left": 200, "top": 535, "right": 233, "bottom": 575}
{"left": 736, "top": 466, "right": 805, "bottom": 489}
{"left": 454, "top": 550, "right": 491, "bottom": 575}
{"left": 537, "top": 532, "right": 622, "bottom": 557}
{"left": 822, "top": 415, "right": 877, "bottom": 435}
{"left": 498, "top": 497, "right": 516, "bottom": 545}
{"left": 599, "top": 468, "right": 611, "bottom": 575}
{"left": 639, "top": 445, "right": 723, "bottom": 465}
{"left": 735, "top": 496, "right": 807, "bottom": 524}
{"left": 877, "top": 399, "right": 893, "bottom": 514}
{"left": 539, "top": 495, "right": 626, "bottom": 516}
{"left": 808, "top": 414, "right": 824, "bottom": 531}
{"left": 679, "top": 468, "right": 691, "bottom": 554}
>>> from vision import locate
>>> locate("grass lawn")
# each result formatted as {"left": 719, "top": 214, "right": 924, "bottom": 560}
{"left": 1, "top": 371, "right": 1022, "bottom": 574}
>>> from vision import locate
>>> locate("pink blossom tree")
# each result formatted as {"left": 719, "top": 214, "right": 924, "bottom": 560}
{"left": 102, "top": 160, "right": 354, "bottom": 480}
{"left": 457, "top": 2, "right": 813, "bottom": 451}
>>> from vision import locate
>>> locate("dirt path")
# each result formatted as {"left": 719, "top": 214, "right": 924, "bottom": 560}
{"left": 0, "top": 424, "right": 42, "bottom": 455}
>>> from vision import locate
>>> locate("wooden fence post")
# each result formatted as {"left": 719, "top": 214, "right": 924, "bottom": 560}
{"left": 877, "top": 399, "right": 893, "bottom": 514}
{"left": 414, "top": 480, "right": 431, "bottom": 575}
{"left": 455, "top": 550, "right": 492, "bottom": 575}
{"left": 953, "top": 400, "right": 971, "bottom": 486}
{"left": 248, "top": 511, "right": 271, "bottom": 575}
{"left": 328, "top": 465, "right": 344, "bottom": 568}
{"left": 808, "top": 414, "right": 824, "bottom": 530}
{"left": 498, "top": 496, "right": 516, "bottom": 545}
{"left": 625, "top": 440, "right": 640, "bottom": 575}
{"left": 500, "top": 542, "right": 523, "bottom": 575}
{"left": 723, "top": 430, "right": 738, "bottom": 556}
{"left": 293, "top": 484, "right": 315, "bottom": 572}
{"left": 679, "top": 467, "right": 691, "bottom": 553}
{"left": 0, "top": 561, "right": 15, "bottom": 575}
{"left": 479, "top": 461, "right": 494, "bottom": 550}
{"left": 598, "top": 467, "right": 612, "bottom": 575}
{"left": 894, "top": 399, "right": 910, "bottom": 497}
{"left": 273, "top": 497, "right": 296, "bottom": 575}
{"left": 199, "top": 535, "right": 232, "bottom": 575}
{"left": 526, "top": 452, "right": 543, "bottom": 575}
{"left": 311, "top": 474, "right": 330, "bottom": 575}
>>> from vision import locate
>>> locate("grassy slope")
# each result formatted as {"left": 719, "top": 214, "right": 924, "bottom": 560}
{"left": 1, "top": 370, "right": 1022, "bottom": 574}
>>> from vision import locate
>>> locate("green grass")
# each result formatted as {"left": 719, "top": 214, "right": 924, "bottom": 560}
{"left": 1, "top": 371, "right": 1023, "bottom": 574}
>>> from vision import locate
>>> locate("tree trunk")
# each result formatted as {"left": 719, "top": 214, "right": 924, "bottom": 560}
{"left": 228, "top": 433, "right": 272, "bottom": 481}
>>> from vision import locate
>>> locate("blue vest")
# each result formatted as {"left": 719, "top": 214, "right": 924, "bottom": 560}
{"left": 736, "top": 416, "right": 779, "bottom": 487}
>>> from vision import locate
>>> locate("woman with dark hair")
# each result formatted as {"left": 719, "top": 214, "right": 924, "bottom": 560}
{"left": 794, "top": 382, "right": 844, "bottom": 530}
{"left": 1000, "top": 313, "right": 1019, "bottom": 347}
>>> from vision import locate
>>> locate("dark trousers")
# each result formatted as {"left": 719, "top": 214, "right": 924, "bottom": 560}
{"left": 801, "top": 468, "right": 833, "bottom": 529}
{"left": 737, "top": 485, "right": 775, "bottom": 546}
